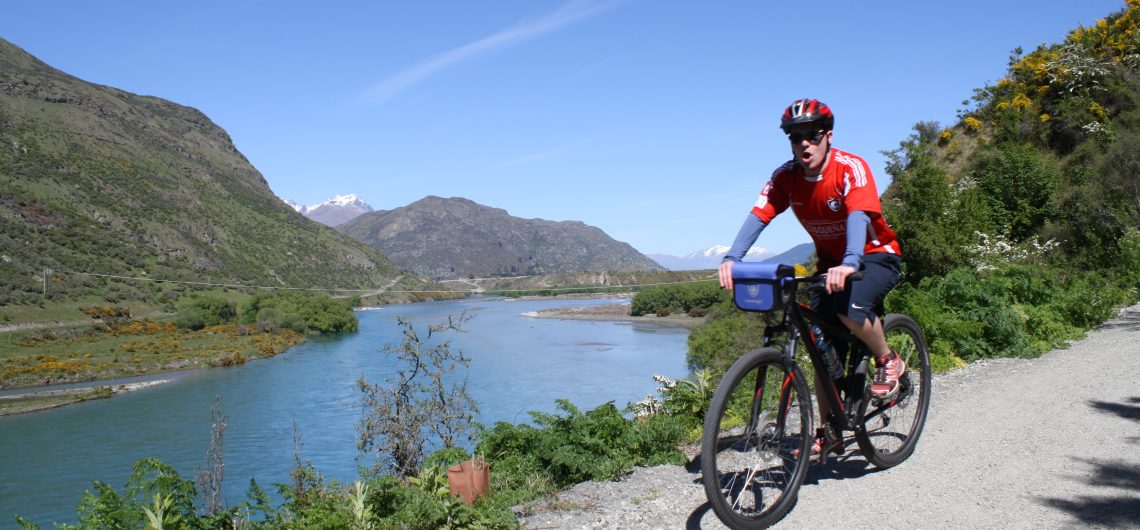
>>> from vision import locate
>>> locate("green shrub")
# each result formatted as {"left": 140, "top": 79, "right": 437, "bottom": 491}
{"left": 1118, "top": 228, "right": 1140, "bottom": 285}
{"left": 240, "top": 291, "right": 357, "bottom": 334}
{"left": 686, "top": 300, "right": 770, "bottom": 372}
{"left": 647, "top": 370, "right": 716, "bottom": 436}
{"left": 476, "top": 400, "right": 687, "bottom": 489}
{"left": 172, "top": 295, "right": 235, "bottom": 330}
{"left": 631, "top": 281, "right": 726, "bottom": 317}
{"left": 971, "top": 144, "right": 1060, "bottom": 240}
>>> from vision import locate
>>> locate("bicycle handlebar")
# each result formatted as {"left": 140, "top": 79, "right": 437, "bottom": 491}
{"left": 796, "top": 271, "right": 865, "bottom": 296}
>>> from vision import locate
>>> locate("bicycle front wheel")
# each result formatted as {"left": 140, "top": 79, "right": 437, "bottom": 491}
{"left": 855, "top": 313, "right": 932, "bottom": 468}
{"left": 701, "top": 348, "right": 812, "bottom": 529}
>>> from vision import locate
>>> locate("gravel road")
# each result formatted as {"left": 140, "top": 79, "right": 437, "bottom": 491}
{"left": 518, "top": 305, "right": 1140, "bottom": 529}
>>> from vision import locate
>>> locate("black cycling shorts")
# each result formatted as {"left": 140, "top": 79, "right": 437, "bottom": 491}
{"left": 812, "top": 253, "right": 902, "bottom": 327}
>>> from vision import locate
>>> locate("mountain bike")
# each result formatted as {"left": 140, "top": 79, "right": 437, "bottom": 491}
{"left": 700, "top": 262, "right": 931, "bottom": 529}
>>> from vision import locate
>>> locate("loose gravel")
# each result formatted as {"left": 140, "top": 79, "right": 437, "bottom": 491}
{"left": 517, "top": 305, "right": 1140, "bottom": 529}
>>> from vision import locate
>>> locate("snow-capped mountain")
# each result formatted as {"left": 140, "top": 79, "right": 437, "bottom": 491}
{"left": 283, "top": 199, "right": 305, "bottom": 213}
{"left": 646, "top": 245, "right": 772, "bottom": 271}
{"left": 281, "top": 194, "right": 373, "bottom": 227}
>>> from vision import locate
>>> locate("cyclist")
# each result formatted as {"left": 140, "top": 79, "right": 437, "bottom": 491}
{"left": 717, "top": 98, "right": 904, "bottom": 457}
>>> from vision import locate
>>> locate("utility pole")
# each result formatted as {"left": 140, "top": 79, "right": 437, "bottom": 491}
{"left": 42, "top": 268, "right": 52, "bottom": 296}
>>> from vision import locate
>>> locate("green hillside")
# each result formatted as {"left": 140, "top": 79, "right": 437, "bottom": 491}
{"left": 884, "top": 4, "right": 1140, "bottom": 279}
{"left": 689, "top": 3, "right": 1140, "bottom": 371}
{"left": 0, "top": 38, "right": 432, "bottom": 317}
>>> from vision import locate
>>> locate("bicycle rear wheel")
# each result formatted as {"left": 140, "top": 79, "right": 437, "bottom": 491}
{"left": 701, "top": 348, "right": 812, "bottom": 529}
{"left": 855, "top": 314, "right": 931, "bottom": 468}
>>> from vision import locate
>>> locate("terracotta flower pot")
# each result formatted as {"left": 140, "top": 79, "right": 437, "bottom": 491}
{"left": 447, "top": 458, "right": 490, "bottom": 505}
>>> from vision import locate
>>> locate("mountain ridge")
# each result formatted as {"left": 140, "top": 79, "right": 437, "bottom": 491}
{"left": 338, "top": 195, "right": 664, "bottom": 280}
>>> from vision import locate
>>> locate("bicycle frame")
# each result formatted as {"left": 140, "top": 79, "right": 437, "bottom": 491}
{"left": 761, "top": 278, "right": 877, "bottom": 435}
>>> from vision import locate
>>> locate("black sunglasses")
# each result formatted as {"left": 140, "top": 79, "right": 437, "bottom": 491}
{"left": 787, "top": 129, "right": 826, "bottom": 144}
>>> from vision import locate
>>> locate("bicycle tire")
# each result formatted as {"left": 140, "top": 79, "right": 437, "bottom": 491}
{"left": 701, "top": 348, "right": 812, "bottom": 529}
{"left": 854, "top": 314, "right": 932, "bottom": 468}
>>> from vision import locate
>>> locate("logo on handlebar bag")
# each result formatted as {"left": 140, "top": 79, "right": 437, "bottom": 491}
{"left": 747, "top": 284, "right": 760, "bottom": 298}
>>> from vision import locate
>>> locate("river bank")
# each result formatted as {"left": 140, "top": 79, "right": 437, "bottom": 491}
{"left": 522, "top": 302, "right": 707, "bottom": 329}
{"left": 0, "top": 380, "right": 170, "bottom": 416}
{"left": 0, "top": 321, "right": 305, "bottom": 418}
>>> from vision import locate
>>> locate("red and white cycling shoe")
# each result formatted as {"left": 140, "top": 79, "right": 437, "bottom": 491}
{"left": 871, "top": 349, "right": 906, "bottom": 400}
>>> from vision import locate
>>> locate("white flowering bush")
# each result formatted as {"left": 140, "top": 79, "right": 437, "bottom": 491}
{"left": 966, "top": 231, "right": 1060, "bottom": 271}
{"left": 1083, "top": 121, "right": 1105, "bottom": 135}
{"left": 630, "top": 394, "right": 662, "bottom": 418}
{"left": 1043, "top": 42, "right": 1111, "bottom": 94}
{"left": 632, "top": 371, "right": 716, "bottom": 428}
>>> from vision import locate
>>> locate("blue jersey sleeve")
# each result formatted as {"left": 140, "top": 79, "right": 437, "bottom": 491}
{"left": 842, "top": 210, "right": 870, "bottom": 269}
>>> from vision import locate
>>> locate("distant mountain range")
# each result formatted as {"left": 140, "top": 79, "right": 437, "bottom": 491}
{"left": 647, "top": 246, "right": 771, "bottom": 271}
{"left": 338, "top": 196, "right": 664, "bottom": 280}
{"left": 648, "top": 242, "right": 816, "bottom": 271}
{"left": 283, "top": 194, "right": 373, "bottom": 227}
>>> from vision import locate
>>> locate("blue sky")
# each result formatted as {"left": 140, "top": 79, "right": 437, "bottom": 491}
{"left": 1, "top": 1, "right": 1126, "bottom": 257}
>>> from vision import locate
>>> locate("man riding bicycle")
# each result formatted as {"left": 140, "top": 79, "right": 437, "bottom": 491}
{"left": 717, "top": 98, "right": 904, "bottom": 457}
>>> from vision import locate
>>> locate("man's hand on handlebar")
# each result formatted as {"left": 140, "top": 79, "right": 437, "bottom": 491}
{"left": 718, "top": 260, "right": 734, "bottom": 290}
{"left": 825, "top": 265, "right": 857, "bottom": 294}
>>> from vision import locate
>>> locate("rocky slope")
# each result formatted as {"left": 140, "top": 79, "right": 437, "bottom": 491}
{"left": 338, "top": 195, "right": 663, "bottom": 280}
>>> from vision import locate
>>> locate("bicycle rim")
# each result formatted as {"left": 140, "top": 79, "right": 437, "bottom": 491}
{"left": 701, "top": 349, "right": 812, "bottom": 529}
{"left": 855, "top": 314, "right": 932, "bottom": 468}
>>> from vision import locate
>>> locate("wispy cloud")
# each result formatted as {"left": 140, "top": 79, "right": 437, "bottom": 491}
{"left": 360, "top": 0, "right": 618, "bottom": 106}
{"left": 499, "top": 144, "right": 576, "bottom": 168}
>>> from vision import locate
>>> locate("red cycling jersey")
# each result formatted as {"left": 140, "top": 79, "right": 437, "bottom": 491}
{"left": 751, "top": 147, "right": 901, "bottom": 269}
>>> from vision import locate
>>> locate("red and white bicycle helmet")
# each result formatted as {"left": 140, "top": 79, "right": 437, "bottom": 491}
{"left": 780, "top": 98, "right": 834, "bottom": 133}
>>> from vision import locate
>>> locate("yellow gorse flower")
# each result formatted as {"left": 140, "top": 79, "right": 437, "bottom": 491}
{"left": 1012, "top": 94, "right": 1033, "bottom": 111}
{"left": 964, "top": 116, "right": 982, "bottom": 131}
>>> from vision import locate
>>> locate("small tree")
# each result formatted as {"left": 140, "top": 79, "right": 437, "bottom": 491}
{"left": 195, "top": 397, "right": 226, "bottom": 516}
{"left": 357, "top": 313, "right": 478, "bottom": 477}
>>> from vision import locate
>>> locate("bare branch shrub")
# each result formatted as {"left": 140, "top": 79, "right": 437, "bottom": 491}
{"left": 195, "top": 397, "right": 226, "bottom": 516}
{"left": 357, "top": 313, "right": 478, "bottom": 477}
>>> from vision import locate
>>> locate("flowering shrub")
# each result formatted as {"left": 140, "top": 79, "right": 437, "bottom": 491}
{"left": 965, "top": 231, "right": 1060, "bottom": 271}
{"left": 964, "top": 116, "right": 982, "bottom": 131}
{"left": 631, "top": 371, "right": 716, "bottom": 435}
{"left": 630, "top": 394, "right": 662, "bottom": 418}
{"left": 1012, "top": 93, "right": 1033, "bottom": 111}
{"left": 1045, "top": 43, "right": 1112, "bottom": 93}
